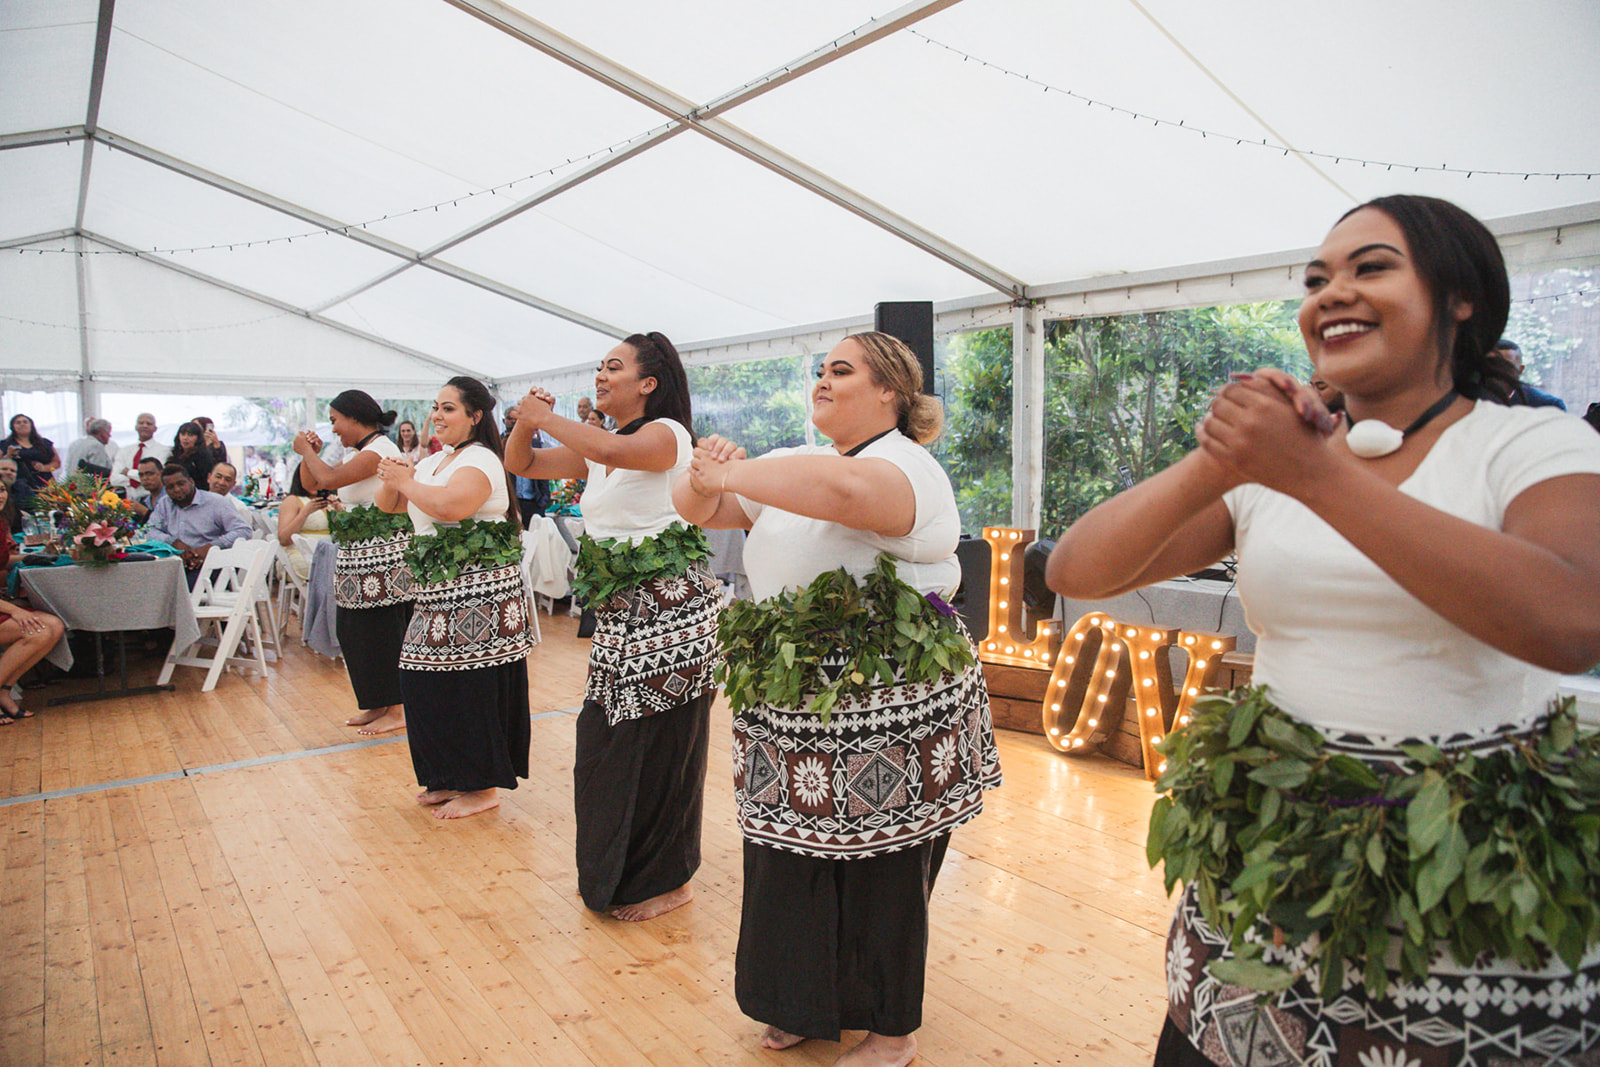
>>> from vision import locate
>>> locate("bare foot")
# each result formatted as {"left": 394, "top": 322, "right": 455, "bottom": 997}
{"left": 835, "top": 1032, "right": 916, "bottom": 1067}
{"left": 416, "top": 789, "right": 460, "bottom": 806}
{"left": 759, "top": 1026, "right": 806, "bottom": 1051}
{"left": 433, "top": 789, "right": 499, "bottom": 820}
{"left": 356, "top": 708, "right": 406, "bottom": 736}
{"left": 610, "top": 883, "right": 693, "bottom": 922}
{"left": 344, "top": 706, "right": 385, "bottom": 727}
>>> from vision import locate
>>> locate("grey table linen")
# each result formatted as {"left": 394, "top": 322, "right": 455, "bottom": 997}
{"left": 20, "top": 557, "right": 202, "bottom": 672}
{"left": 301, "top": 538, "right": 341, "bottom": 659}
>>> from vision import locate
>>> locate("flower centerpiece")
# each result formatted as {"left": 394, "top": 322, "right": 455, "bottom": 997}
{"left": 34, "top": 473, "right": 140, "bottom": 564}
{"left": 549, "top": 478, "right": 585, "bottom": 516}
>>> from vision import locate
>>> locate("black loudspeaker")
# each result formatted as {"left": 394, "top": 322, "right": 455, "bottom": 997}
{"left": 874, "top": 301, "right": 935, "bottom": 395}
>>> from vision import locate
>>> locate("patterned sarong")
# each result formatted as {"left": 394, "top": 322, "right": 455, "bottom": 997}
{"left": 334, "top": 530, "right": 414, "bottom": 609}
{"left": 733, "top": 651, "right": 1001, "bottom": 860}
{"left": 1166, "top": 718, "right": 1600, "bottom": 1067}
{"left": 399, "top": 561, "right": 532, "bottom": 671}
{"left": 584, "top": 561, "right": 721, "bottom": 727}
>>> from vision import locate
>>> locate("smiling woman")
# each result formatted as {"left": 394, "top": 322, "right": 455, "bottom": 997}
{"left": 375, "top": 376, "right": 531, "bottom": 822}
{"left": 673, "top": 331, "right": 999, "bottom": 1067}
{"left": 505, "top": 332, "right": 721, "bottom": 924}
{"left": 1047, "top": 195, "right": 1600, "bottom": 1067}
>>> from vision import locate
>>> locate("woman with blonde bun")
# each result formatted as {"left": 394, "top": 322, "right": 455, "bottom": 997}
{"left": 675, "top": 332, "right": 1000, "bottom": 1067}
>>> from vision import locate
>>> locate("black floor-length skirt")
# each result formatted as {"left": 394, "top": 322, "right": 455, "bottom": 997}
{"left": 1154, "top": 1018, "right": 1216, "bottom": 1067}
{"left": 399, "top": 660, "right": 529, "bottom": 792}
{"left": 735, "top": 833, "right": 950, "bottom": 1041}
{"left": 335, "top": 602, "right": 410, "bottom": 709}
{"left": 573, "top": 690, "right": 711, "bottom": 911}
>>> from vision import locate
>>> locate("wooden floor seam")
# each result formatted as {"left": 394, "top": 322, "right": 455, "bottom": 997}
{"left": 0, "top": 706, "right": 582, "bottom": 808}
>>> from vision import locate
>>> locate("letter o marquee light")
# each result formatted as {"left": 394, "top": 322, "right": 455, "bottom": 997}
{"left": 980, "top": 527, "right": 1236, "bottom": 781}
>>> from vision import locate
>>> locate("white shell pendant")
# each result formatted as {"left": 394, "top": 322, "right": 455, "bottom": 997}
{"left": 1345, "top": 420, "right": 1404, "bottom": 458}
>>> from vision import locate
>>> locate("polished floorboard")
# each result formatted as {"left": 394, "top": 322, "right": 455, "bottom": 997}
{"left": 0, "top": 610, "right": 1170, "bottom": 1066}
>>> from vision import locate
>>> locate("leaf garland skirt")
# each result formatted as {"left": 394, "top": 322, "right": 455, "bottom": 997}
{"left": 584, "top": 560, "right": 722, "bottom": 726}
{"left": 400, "top": 560, "right": 532, "bottom": 671}
{"left": 733, "top": 639, "right": 1002, "bottom": 860}
{"left": 1163, "top": 703, "right": 1600, "bottom": 1067}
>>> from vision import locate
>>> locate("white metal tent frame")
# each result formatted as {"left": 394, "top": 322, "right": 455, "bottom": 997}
{"left": 4, "top": 0, "right": 1600, "bottom": 527}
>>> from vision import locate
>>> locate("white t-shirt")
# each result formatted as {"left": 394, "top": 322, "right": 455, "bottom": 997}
{"left": 406, "top": 443, "right": 510, "bottom": 537}
{"left": 581, "top": 419, "right": 692, "bottom": 543}
{"left": 338, "top": 434, "right": 401, "bottom": 509}
{"left": 739, "top": 430, "right": 961, "bottom": 602}
{"left": 1224, "top": 403, "right": 1600, "bottom": 736}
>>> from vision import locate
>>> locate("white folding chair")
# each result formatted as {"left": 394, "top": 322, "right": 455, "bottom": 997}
{"left": 274, "top": 538, "right": 311, "bottom": 644}
{"left": 516, "top": 529, "right": 544, "bottom": 644}
{"left": 158, "top": 539, "right": 275, "bottom": 692}
{"left": 247, "top": 535, "right": 284, "bottom": 663}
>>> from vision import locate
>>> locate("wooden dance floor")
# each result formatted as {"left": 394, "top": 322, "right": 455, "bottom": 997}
{"left": 0, "top": 612, "right": 1171, "bottom": 1066}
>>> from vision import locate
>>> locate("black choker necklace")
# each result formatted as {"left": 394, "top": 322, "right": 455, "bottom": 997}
{"left": 1346, "top": 390, "right": 1459, "bottom": 458}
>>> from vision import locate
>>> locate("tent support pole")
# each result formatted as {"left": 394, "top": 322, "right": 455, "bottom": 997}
{"left": 74, "top": 234, "right": 95, "bottom": 430}
{"left": 1010, "top": 301, "right": 1043, "bottom": 532}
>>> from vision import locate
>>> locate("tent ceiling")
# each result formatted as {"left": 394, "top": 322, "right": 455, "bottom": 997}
{"left": 2, "top": 0, "right": 1598, "bottom": 398}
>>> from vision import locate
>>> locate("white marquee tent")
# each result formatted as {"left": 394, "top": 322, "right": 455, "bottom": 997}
{"left": 4, "top": 0, "right": 1600, "bottom": 521}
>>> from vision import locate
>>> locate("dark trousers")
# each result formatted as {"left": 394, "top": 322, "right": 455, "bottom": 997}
{"left": 735, "top": 833, "right": 949, "bottom": 1041}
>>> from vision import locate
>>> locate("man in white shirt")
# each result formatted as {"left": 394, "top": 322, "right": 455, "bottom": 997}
{"left": 111, "top": 413, "right": 170, "bottom": 499}
{"left": 64, "top": 418, "right": 114, "bottom": 477}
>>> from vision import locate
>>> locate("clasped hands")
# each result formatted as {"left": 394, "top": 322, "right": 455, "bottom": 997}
{"left": 292, "top": 430, "right": 323, "bottom": 456}
{"left": 686, "top": 434, "right": 746, "bottom": 497}
{"left": 376, "top": 456, "right": 415, "bottom": 487}
{"left": 512, "top": 387, "right": 558, "bottom": 428}
{"left": 173, "top": 541, "right": 211, "bottom": 571}
{"left": 1199, "top": 368, "right": 1342, "bottom": 492}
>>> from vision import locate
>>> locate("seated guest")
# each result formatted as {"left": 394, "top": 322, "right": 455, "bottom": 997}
{"left": 0, "top": 595, "right": 64, "bottom": 724}
{"left": 0, "top": 457, "right": 23, "bottom": 532}
{"left": 111, "top": 413, "right": 169, "bottom": 498}
{"left": 208, "top": 462, "right": 252, "bottom": 513}
{"left": 127, "top": 457, "right": 167, "bottom": 525}
{"left": 275, "top": 466, "right": 334, "bottom": 581}
{"left": 145, "top": 464, "right": 252, "bottom": 577}
{"left": 64, "top": 418, "right": 114, "bottom": 477}
{"left": 169, "top": 422, "right": 216, "bottom": 486}
{"left": 0, "top": 480, "right": 22, "bottom": 585}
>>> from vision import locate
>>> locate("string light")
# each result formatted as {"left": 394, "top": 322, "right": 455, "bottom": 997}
{"left": 909, "top": 30, "right": 1595, "bottom": 182}
{"left": 0, "top": 309, "right": 294, "bottom": 333}
{"left": 9, "top": 123, "right": 674, "bottom": 257}
{"left": 8, "top": 11, "right": 916, "bottom": 261}
{"left": 1519, "top": 287, "right": 1595, "bottom": 304}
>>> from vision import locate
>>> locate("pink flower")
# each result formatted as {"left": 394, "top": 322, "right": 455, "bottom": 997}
{"left": 83, "top": 521, "right": 118, "bottom": 546}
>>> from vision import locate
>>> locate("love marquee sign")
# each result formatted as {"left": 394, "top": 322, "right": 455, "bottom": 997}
{"left": 976, "top": 527, "right": 1235, "bottom": 779}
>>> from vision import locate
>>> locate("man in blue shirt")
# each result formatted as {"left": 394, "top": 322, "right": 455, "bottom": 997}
{"left": 146, "top": 463, "right": 252, "bottom": 575}
{"left": 1493, "top": 339, "right": 1567, "bottom": 410}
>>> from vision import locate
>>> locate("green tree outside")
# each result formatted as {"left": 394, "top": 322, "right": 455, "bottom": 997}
{"left": 1040, "top": 301, "right": 1305, "bottom": 536}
